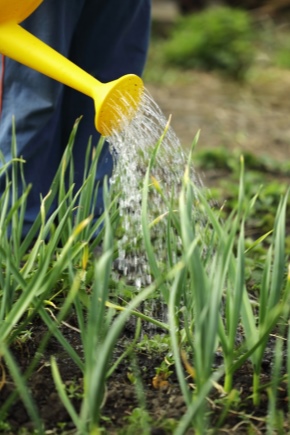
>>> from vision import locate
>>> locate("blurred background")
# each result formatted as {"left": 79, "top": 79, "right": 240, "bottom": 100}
{"left": 144, "top": 0, "right": 290, "bottom": 238}
{"left": 146, "top": 0, "right": 290, "bottom": 164}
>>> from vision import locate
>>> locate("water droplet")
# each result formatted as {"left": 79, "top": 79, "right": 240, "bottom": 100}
{"left": 105, "top": 89, "right": 204, "bottom": 324}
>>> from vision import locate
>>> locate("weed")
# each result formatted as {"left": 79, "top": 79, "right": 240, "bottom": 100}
{"left": 122, "top": 408, "right": 153, "bottom": 435}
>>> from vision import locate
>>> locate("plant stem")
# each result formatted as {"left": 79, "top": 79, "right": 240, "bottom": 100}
{"left": 223, "top": 368, "right": 233, "bottom": 394}
{"left": 253, "top": 370, "right": 260, "bottom": 406}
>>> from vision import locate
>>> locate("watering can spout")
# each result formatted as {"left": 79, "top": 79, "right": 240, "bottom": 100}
{"left": 0, "top": 0, "right": 144, "bottom": 136}
{"left": 93, "top": 74, "right": 143, "bottom": 136}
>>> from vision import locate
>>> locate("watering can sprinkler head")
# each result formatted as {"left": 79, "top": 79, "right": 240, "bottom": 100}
{"left": 0, "top": 0, "right": 144, "bottom": 136}
{"left": 93, "top": 74, "right": 144, "bottom": 136}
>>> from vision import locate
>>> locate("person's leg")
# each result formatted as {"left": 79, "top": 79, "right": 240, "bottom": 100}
{"left": 0, "top": 0, "right": 85, "bottom": 235}
{"left": 61, "top": 0, "right": 151, "bottom": 218}
{"left": 0, "top": 0, "right": 151, "bottom": 235}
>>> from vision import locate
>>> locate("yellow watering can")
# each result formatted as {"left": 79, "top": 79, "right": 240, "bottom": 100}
{"left": 0, "top": 0, "right": 144, "bottom": 136}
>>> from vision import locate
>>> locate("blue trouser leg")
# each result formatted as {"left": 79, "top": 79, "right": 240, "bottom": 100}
{"left": 61, "top": 0, "right": 151, "bottom": 217}
{"left": 0, "top": 0, "right": 151, "bottom": 236}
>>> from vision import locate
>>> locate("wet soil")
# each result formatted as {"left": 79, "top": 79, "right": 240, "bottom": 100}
{"left": 0, "top": 313, "right": 289, "bottom": 434}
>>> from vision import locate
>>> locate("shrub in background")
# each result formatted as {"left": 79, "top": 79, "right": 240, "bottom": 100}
{"left": 274, "top": 35, "right": 290, "bottom": 69}
{"left": 163, "top": 6, "right": 255, "bottom": 79}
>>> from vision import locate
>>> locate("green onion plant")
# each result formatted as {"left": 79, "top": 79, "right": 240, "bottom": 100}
{"left": 0, "top": 123, "right": 289, "bottom": 433}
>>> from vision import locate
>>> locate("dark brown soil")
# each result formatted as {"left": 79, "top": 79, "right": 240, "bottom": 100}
{"left": 0, "top": 313, "right": 289, "bottom": 434}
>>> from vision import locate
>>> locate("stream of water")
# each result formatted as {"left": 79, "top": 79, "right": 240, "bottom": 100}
{"left": 106, "top": 89, "right": 204, "bottom": 290}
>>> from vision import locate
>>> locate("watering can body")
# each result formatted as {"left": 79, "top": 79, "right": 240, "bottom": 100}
{"left": 0, "top": 0, "right": 43, "bottom": 24}
{"left": 0, "top": 0, "right": 144, "bottom": 135}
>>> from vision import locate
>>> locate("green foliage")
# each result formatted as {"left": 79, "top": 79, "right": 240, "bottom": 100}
{"left": 163, "top": 6, "right": 255, "bottom": 79}
{"left": 260, "top": 25, "right": 290, "bottom": 70}
{"left": 136, "top": 333, "right": 171, "bottom": 353}
{"left": 122, "top": 408, "right": 153, "bottom": 435}
{"left": 0, "top": 128, "right": 289, "bottom": 433}
{"left": 194, "top": 146, "right": 290, "bottom": 236}
{"left": 275, "top": 42, "right": 290, "bottom": 69}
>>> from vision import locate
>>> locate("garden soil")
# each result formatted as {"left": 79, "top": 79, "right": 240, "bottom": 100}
{"left": 1, "top": 315, "right": 288, "bottom": 434}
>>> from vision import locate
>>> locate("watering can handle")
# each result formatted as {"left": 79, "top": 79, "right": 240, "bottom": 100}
{"left": 0, "top": 22, "right": 108, "bottom": 103}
